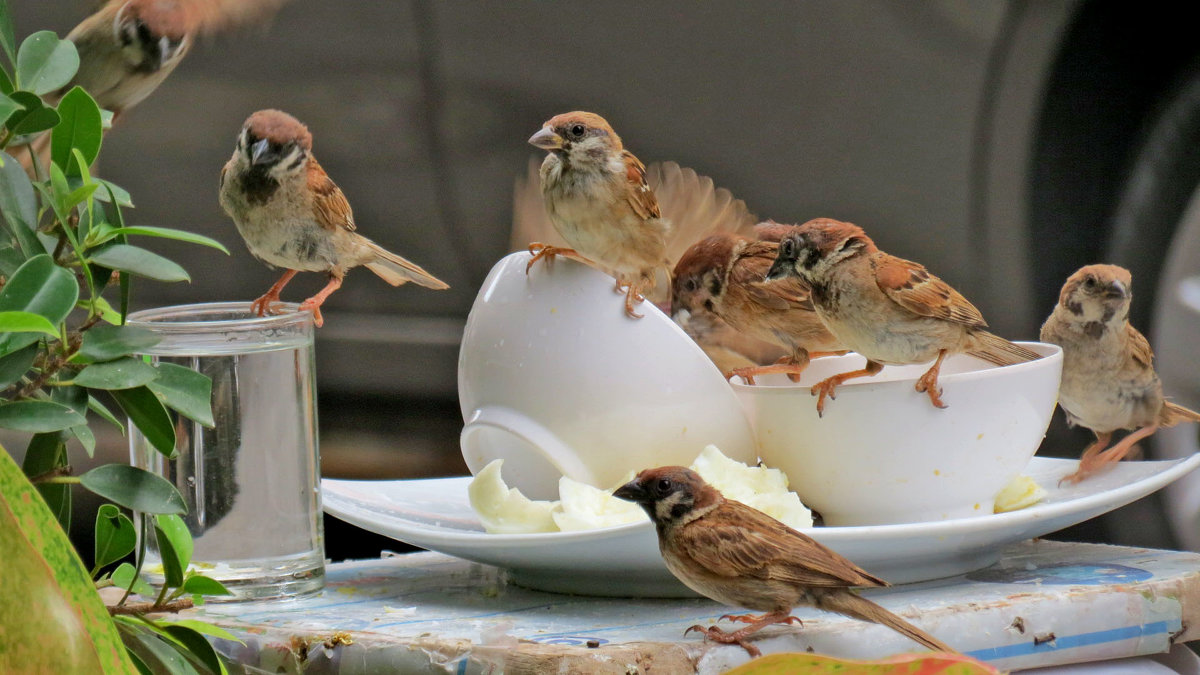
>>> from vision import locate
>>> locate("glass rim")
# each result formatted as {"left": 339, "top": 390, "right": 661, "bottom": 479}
{"left": 126, "top": 301, "right": 312, "bottom": 333}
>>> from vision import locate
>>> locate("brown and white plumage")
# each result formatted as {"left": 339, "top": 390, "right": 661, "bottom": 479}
{"left": 766, "top": 218, "right": 1039, "bottom": 414}
{"left": 1041, "top": 264, "right": 1200, "bottom": 483}
{"left": 526, "top": 111, "right": 672, "bottom": 318}
{"left": 614, "top": 467, "right": 956, "bottom": 658}
{"left": 11, "top": 0, "right": 291, "bottom": 176}
{"left": 673, "top": 223, "right": 846, "bottom": 382}
{"left": 219, "top": 109, "right": 447, "bottom": 326}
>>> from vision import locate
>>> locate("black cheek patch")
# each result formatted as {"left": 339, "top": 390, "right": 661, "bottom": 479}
{"left": 1066, "top": 301, "right": 1083, "bottom": 316}
{"left": 708, "top": 277, "right": 722, "bottom": 297}
{"left": 802, "top": 247, "right": 821, "bottom": 270}
{"left": 669, "top": 500, "right": 692, "bottom": 521}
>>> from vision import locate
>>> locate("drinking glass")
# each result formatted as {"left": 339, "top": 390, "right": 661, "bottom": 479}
{"left": 128, "top": 302, "right": 324, "bottom": 600}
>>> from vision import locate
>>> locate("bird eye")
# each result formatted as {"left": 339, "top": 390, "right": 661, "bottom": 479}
{"left": 684, "top": 278, "right": 699, "bottom": 292}
{"left": 655, "top": 478, "right": 672, "bottom": 494}
{"left": 781, "top": 239, "right": 796, "bottom": 258}
{"left": 1083, "top": 276, "right": 1097, "bottom": 289}
{"left": 569, "top": 124, "right": 586, "bottom": 138}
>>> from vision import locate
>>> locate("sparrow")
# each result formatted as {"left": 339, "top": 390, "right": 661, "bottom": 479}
{"left": 673, "top": 222, "right": 847, "bottom": 382}
{"left": 1040, "top": 264, "right": 1200, "bottom": 483}
{"left": 11, "top": 0, "right": 290, "bottom": 175}
{"left": 766, "top": 218, "right": 1040, "bottom": 415}
{"left": 219, "top": 109, "right": 448, "bottom": 327}
{"left": 614, "top": 467, "right": 956, "bottom": 658}
{"left": 527, "top": 111, "right": 670, "bottom": 318}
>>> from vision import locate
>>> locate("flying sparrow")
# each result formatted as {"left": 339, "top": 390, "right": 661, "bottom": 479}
{"left": 614, "top": 467, "right": 956, "bottom": 658}
{"left": 1041, "top": 264, "right": 1200, "bottom": 483}
{"left": 766, "top": 218, "right": 1040, "bottom": 415}
{"left": 527, "top": 111, "right": 670, "bottom": 318}
{"left": 673, "top": 223, "right": 847, "bottom": 383}
{"left": 219, "top": 109, "right": 448, "bottom": 327}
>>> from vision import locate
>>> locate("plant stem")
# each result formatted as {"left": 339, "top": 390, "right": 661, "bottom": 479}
{"left": 108, "top": 597, "right": 194, "bottom": 617}
{"left": 32, "top": 475, "right": 80, "bottom": 485}
{"left": 152, "top": 576, "right": 170, "bottom": 608}
{"left": 119, "top": 514, "right": 150, "bottom": 607}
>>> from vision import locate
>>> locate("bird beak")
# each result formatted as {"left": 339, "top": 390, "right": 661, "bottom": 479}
{"left": 1105, "top": 280, "right": 1127, "bottom": 299}
{"left": 766, "top": 256, "right": 790, "bottom": 281}
{"left": 528, "top": 126, "right": 563, "bottom": 150}
{"left": 613, "top": 480, "right": 646, "bottom": 503}
{"left": 250, "top": 139, "right": 273, "bottom": 166}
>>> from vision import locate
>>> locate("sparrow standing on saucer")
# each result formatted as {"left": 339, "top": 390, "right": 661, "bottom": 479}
{"left": 219, "top": 109, "right": 448, "bottom": 326}
{"left": 614, "top": 466, "right": 957, "bottom": 658}
{"left": 1041, "top": 264, "right": 1200, "bottom": 483}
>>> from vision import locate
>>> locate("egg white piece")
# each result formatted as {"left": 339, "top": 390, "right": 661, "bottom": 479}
{"left": 467, "top": 460, "right": 559, "bottom": 533}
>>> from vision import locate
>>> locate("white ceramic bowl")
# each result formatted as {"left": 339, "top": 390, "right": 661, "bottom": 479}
{"left": 732, "top": 343, "right": 1062, "bottom": 526}
{"left": 458, "top": 252, "right": 757, "bottom": 499}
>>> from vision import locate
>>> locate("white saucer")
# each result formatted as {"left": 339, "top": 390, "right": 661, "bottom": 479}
{"left": 322, "top": 455, "right": 1200, "bottom": 597}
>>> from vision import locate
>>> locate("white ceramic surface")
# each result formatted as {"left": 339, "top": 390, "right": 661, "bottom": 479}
{"left": 322, "top": 455, "right": 1200, "bottom": 597}
{"left": 457, "top": 252, "right": 757, "bottom": 499}
{"left": 732, "top": 343, "right": 1063, "bottom": 526}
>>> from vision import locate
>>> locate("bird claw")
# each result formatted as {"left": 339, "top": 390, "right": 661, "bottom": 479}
{"left": 729, "top": 367, "right": 758, "bottom": 385}
{"left": 298, "top": 300, "right": 325, "bottom": 328}
{"left": 250, "top": 294, "right": 281, "bottom": 317}
{"left": 684, "top": 623, "right": 762, "bottom": 658}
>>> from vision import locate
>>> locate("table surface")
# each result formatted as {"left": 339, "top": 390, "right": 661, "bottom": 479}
{"left": 182, "top": 539, "right": 1200, "bottom": 674}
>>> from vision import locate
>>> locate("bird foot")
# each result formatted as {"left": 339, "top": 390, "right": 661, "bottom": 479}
{"left": 526, "top": 243, "right": 586, "bottom": 273}
{"left": 810, "top": 377, "right": 839, "bottom": 417}
{"left": 614, "top": 280, "right": 647, "bottom": 319}
{"left": 250, "top": 293, "right": 282, "bottom": 317}
{"left": 719, "top": 613, "right": 801, "bottom": 627}
{"left": 913, "top": 374, "right": 948, "bottom": 409}
{"left": 298, "top": 299, "right": 326, "bottom": 328}
{"left": 684, "top": 624, "right": 762, "bottom": 658}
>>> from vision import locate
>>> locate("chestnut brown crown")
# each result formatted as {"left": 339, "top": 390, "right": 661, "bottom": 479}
{"left": 244, "top": 109, "right": 313, "bottom": 151}
{"left": 530, "top": 111, "right": 623, "bottom": 152}
{"left": 1058, "top": 263, "right": 1132, "bottom": 319}
{"left": 672, "top": 233, "right": 743, "bottom": 315}
{"left": 767, "top": 218, "right": 874, "bottom": 282}
{"left": 613, "top": 466, "right": 720, "bottom": 524}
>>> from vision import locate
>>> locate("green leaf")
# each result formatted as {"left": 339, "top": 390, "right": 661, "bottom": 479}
{"left": 0, "top": 445, "right": 139, "bottom": 675}
{"left": 76, "top": 324, "right": 160, "bottom": 363}
{"left": 0, "top": 309, "right": 58, "bottom": 335}
{"left": 16, "top": 30, "right": 79, "bottom": 95}
{"left": 4, "top": 90, "right": 59, "bottom": 135}
{"left": 0, "top": 253, "right": 78, "bottom": 355}
{"left": 21, "top": 432, "right": 70, "bottom": 531}
{"left": 94, "top": 504, "right": 136, "bottom": 570}
{"left": 148, "top": 363, "right": 213, "bottom": 427}
{"left": 0, "top": 92, "right": 21, "bottom": 126}
{"left": 0, "top": 68, "right": 12, "bottom": 96}
{"left": 161, "top": 619, "right": 240, "bottom": 644}
{"left": 0, "top": 243, "right": 24, "bottom": 275}
{"left": 0, "top": 400, "right": 87, "bottom": 432}
{"left": 79, "top": 464, "right": 186, "bottom": 515}
{"left": 162, "top": 625, "right": 225, "bottom": 675}
{"left": 51, "top": 381, "right": 88, "bottom": 415}
{"left": 126, "top": 624, "right": 201, "bottom": 675}
{"left": 180, "top": 575, "right": 231, "bottom": 598}
{"left": 154, "top": 514, "right": 191, "bottom": 587}
{"left": 96, "top": 179, "right": 133, "bottom": 207}
{"left": 111, "top": 386, "right": 175, "bottom": 457}
{"left": 0, "top": 1, "right": 16, "bottom": 66}
{"left": 108, "top": 227, "right": 230, "bottom": 255}
{"left": 78, "top": 296, "right": 123, "bottom": 325}
{"left": 89, "top": 244, "right": 189, "bottom": 283}
{"left": 0, "top": 144, "right": 41, "bottom": 258}
{"left": 74, "top": 356, "right": 158, "bottom": 390}
{"left": 0, "top": 342, "right": 36, "bottom": 389}
{"left": 111, "top": 562, "right": 155, "bottom": 597}
{"left": 87, "top": 394, "right": 125, "bottom": 434}
{"left": 50, "top": 86, "right": 102, "bottom": 175}
{"left": 69, "top": 424, "right": 95, "bottom": 457}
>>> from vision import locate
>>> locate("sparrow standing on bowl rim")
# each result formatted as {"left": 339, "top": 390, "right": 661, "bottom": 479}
{"left": 1041, "top": 264, "right": 1200, "bottom": 484}
{"left": 527, "top": 111, "right": 670, "bottom": 318}
{"left": 614, "top": 466, "right": 957, "bottom": 658}
{"left": 672, "top": 222, "right": 848, "bottom": 383}
{"left": 219, "top": 109, "right": 449, "bottom": 327}
{"left": 766, "top": 218, "right": 1040, "bottom": 415}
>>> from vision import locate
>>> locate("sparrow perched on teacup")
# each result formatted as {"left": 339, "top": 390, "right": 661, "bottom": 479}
{"left": 673, "top": 222, "right": 847, "bottom": 382}
{"left": 219, "top": 109, "right": 448, "bottom": 326}
{"left": 614, "top": 467, "right": 957, "bottom": 658}
{"left": 12, "top": 0, "right": 290, "bottom": 175}
{"left": 527, "top": 111, "right": 670, "bottom": 318}
{"left": 766, "top": 219, "right": 1040, "bottom": 415}
{"left": 1041, "top": 264, "right": 1200, "bottom": 484}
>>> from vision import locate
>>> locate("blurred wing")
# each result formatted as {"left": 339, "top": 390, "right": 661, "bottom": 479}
{"left": 681, "top": 501, "right": 884, "bottom": 588}
{"left": 874, "top": 254, "right": 986, "bottom": 328}
{"left": 309, "top": 160, "right": 356, "bottom": 232}
{"left": 157, "top": 0, "right": 295, "bottom": 36}
{"left": 623, "top": 150, "right": 661, "bottom": 221}
{"left": 652, "top": 161, "right": 758, "bottom": 265}
{"left": 509, "top": 155, "right": 567, "bottom": 251}
{"left": 752, "top": 220, "right": 798, "bottom": 243}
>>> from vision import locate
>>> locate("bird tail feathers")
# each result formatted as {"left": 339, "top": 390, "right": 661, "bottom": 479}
{"left": 818, "top": 590, "right": 958, "bottom": 654}
{"left": 363, "top": 240, "right": 449, "bottom": 290}
{"left": 967, "top": 330, "right": 1041, "bottom": 366}
{"left": 1161, "top": 401, "right": 1200, "bottom": 427}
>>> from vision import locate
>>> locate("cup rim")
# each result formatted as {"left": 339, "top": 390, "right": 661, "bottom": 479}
{"left": 127, "top": 301, "right": 311, "bottom": 333}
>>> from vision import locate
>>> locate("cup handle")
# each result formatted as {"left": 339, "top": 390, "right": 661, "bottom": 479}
{"left": 461, "top": 407, "right": 596, "bottom": 497}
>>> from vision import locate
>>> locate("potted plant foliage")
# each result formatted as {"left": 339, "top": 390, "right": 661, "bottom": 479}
{"left": 1, "top": 5, "right": 242, "bottom": 673}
